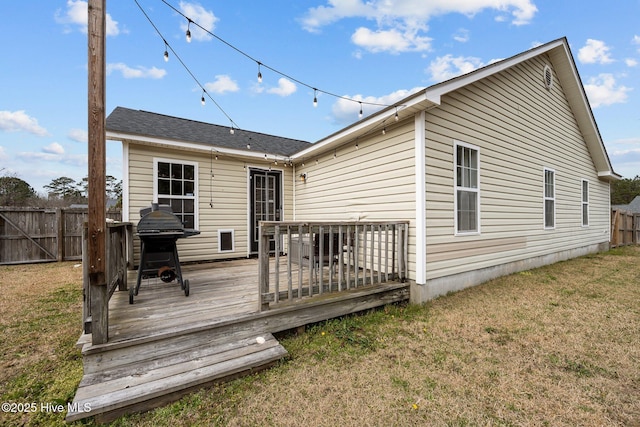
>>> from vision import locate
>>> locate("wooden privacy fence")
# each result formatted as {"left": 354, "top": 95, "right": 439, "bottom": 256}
{"left": 82, "top": 221, "right": 133, "bottom": 344}
{"left": 611, "top": 209, "right": 640, "bottom": 247}
{"left": 258, "top": 221, "right": 409, "bottom": 311}
{"left": 0, "top": 207, "right": 121, "bottom": 265}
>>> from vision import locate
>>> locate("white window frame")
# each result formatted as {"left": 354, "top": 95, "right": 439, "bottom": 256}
{"left": 218, "top": 229, "right": 235, "bottom": 253}
{"left": 543, "top": 167, "right": 555, "bottom": 229}
{"left": 153, "top": 157, "right": 199, "bottom": 230}
{"left": 454, "top": 140, "right": 480, "bottom": 235}
{"left": 581, "top": 179, "right": 589, "bottom": 227}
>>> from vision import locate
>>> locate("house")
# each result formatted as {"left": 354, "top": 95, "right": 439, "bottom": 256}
{"left": 107, "top": 37, "right": 620, "bottom": 305}
{"left": 613, "top": 195, "right": 640, "bottom": 213}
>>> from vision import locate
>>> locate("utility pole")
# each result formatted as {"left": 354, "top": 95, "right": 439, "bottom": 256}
{"left": 87, "top": 0, "right": 107, "bottom": 344}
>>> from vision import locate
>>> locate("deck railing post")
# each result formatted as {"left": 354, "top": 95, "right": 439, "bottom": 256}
{"left": 258, "top": 223, "right": 270, "bottom": 311}
{"left": 274, "top": 225, "right": 280, "bottom": 304}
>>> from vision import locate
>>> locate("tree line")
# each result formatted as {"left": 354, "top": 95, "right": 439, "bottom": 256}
{"left": 0, "top": 171, "right": 122, "bottom": 208}
{"left": 1, "top": 170, "right": 638, "bottom": 209}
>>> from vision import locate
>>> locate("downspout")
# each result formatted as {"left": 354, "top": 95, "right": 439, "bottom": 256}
{"left": 122, "top": 140, "right": 130, "bottom": 222}
{"left": 413, "top": 111, "right": 428, "bottom": 303}
{"left": 292, "top": 163, "right": 296, "bottom": 221}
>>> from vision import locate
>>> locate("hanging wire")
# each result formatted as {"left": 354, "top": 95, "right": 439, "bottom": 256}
{"left": 133, "top": 0, "right": 240, "bottom": 130}
{"left": 157, "top": 0, "right": 404, "bottom": 111}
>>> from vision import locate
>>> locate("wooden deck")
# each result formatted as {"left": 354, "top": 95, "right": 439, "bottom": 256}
{"left": 68, "top": 257, "right": 409, "bottom": 422}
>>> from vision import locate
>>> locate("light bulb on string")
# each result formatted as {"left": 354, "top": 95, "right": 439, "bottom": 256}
{"left": 186, "top": 19, "right": 192, "bottom": 43}
{"left": 395, "top": 107, "right": 399, "bottom": 122}
{"left": 230, "top": 126, "right": 235, "bottom": 135}
{"left": 382, "top": 127, "right": 386, "bottom": 135}
{"left": 201, "top": 90, "right": 206, "bottom": 106}
{"left": 359, "top": 102, "right": 363, "bottom": 119}
{"left": 257, "top": 62, "right": 263, "bottom": 83}
{"left": 163, "top": 41, "right": 169, "bottom": 62}
{"left": 313, "top": 89, "right": 318, "bottom": 108}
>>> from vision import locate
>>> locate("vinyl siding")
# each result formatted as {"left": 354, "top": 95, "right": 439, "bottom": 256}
{"left": 425, "top": 54, "right": 610, "bottom": 280}
{"left": 126, "top": 142, "right": 294, "bottom": 263}
{"left": 294, "top": 120, "right": 417, "bottom": 279}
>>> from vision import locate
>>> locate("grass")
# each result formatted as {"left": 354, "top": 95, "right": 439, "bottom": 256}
{"left": 0, "top": 246, "right": 639, "bottom": 426}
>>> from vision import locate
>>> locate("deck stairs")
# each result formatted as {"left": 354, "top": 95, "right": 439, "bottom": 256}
{"left": 66, "top": 325, "right": 287, "bottom": 422}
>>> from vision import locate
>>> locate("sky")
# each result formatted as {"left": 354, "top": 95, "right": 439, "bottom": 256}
{"left": 1, "top": 0, "right": 639, "bottom": 195}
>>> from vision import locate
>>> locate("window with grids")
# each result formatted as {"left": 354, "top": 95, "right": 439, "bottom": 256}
{"left": 455, "top": 142, "right": 480, "bottom": 234}
{"left": 155, "top": 160, "right": 197, "bottom": 229}
{"left": 544, "top": 168, "right": 555, "bottom": 229}
{"left": 582, "top": 179, "right": 589, "bottom": 227}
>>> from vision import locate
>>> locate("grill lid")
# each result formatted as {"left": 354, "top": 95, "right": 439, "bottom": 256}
{"left": 137, "top": 205, "right": 183, "bottom": 234}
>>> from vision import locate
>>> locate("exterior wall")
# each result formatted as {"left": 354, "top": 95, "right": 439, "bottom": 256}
{"left": 423, "top": 53, "right": 610, "bottom": 298}
{"left": 293, "top": 120, "right": 418, "bottom": 281}
{"left": 126, "top": 142, "right": 295, "bottom": 263}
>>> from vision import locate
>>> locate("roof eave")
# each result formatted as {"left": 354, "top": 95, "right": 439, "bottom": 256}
{"left": 106, "top": 130, "right": 284, "bottom": 161}
{"left": 292, "top": 90, "right": 436, "bottom": 160}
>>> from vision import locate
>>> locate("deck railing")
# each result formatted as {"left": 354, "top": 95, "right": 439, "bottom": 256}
{"left": 258, "top": 221, "right": 409, "bottom": 311}
{"left": 82, "top": 221, "right": 133, "bottom": 343}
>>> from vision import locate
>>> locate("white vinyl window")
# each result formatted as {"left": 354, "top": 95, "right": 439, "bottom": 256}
{"left": 544, "top": 168, "right": 555, "bottom": 229}
{"left": 154, "top": 158, "right": 198, "bottom": 229}
{"left": 455, "top": 141, "right": 480, "bottom": 234}
{"left": 581, "top": 179, "right": 589, "bottom": 227}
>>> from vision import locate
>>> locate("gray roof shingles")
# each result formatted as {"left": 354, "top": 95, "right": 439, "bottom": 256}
{"left": 106, "top": 107, "right": 311, "bottom": 157}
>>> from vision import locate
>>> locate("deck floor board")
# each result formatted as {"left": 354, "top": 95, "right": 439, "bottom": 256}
{"left": 69, "top": 257, "right": 409, "bottom": 422}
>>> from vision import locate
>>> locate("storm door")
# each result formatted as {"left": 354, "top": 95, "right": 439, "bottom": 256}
{"left": 249, "top": 169, "right": 282, "bottom": 253}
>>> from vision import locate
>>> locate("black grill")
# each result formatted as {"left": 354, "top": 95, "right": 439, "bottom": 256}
{"left": 130, "top": 203, "right": 200, "bottom": 304}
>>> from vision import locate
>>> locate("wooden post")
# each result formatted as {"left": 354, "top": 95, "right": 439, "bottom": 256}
{"left": 88, "top": 0, "right": 108, "bottom": 345}
{"left": 258, "top": 223, "right": 270, "bottom": 311}
{"left": 56, "top": 208, "right": 64, "bottom": 262}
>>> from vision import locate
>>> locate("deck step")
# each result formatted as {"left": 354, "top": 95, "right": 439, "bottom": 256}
{"left": 66, "top": 332, "right": 287, "bottom": 422}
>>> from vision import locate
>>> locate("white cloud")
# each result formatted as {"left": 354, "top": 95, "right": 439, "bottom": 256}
{"left": 68, "top": 128, "right": 88, "bottom": 143}
{"left": 17, "top": 151, "right": 87, "bottom": 167}
{"left": 584, "top": 74, "right": 631, "bottom": 108}
{"left": 204, "top": 75, "right": 239, "bottom": 94}
{"left": 55, "top": 0, "right": 121, "bottom": 36}
{"left": 351, "top": 26, "right": 432, "bottom": 53}
{"left": 607, "top": 138, "right": 640, "bottom": 178}
{"left": 267, "top": 78, "right": 297, "bottom": 97}
{"left": 578, "top": 39, "right": 614, "bottom": 64}
{"left": 43, "top": 142, "right": 65, "bottom": 155}
{"left": 179, "top": 1, "right": 218, "bottom": 42}
{"left": 331, "top": 87, "right": 423, "bottom": 124}
{"left": 453, "top": 28, "right": 470, "bottom": 43}
{"left": 427, "top": 54, "right": 485, "bottom": 82}
{"left": 300, "top": 0, "right": 536, "bottom": 53}
{"left": 107, "top": 63, "right": 166, "bottom": 79}
{"left": 633, "top": 35, "right": 640, "bottom": 56}
{"left": 0, "top": 110, "right": 49, "bottom": 136}
{"left": 625, "top": 58, "right": 638, "bottom": 67}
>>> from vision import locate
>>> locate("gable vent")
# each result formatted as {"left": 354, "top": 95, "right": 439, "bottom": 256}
{"left": 543, "top": 65, "right": 554, "bottom": 90}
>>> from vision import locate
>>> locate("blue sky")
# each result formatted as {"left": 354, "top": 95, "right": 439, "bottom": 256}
{"left": 1, "top": 0, "right": 639, "bottom": 194}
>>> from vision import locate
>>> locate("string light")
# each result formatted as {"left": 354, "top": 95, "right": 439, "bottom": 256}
{"left": 257, "top": 62, "right": 263, "bottom": 83}
{"left": 382, "top": 127, "right": 386, "bottom": 135}
{"left": 359, "top": 102, "right": 363, "bottom": 119}
{"left": 186, "top": 19, "right": 192, "bottom": 43}
{"left": 313, "top": 89, "right": 318, "bottom": 108}
{"left": 134, "top": 0, "right": 241, "bottom": 132}
{"left": 201, "top": 90, "right": 206, "bottom": 106}
{"left": 230, "top": 126, "right": 235, "bottom": 135}
{"left": 157, "top": 0, "right": 405, "bottom": 115}
{"left": 395, "top": 107, "right": 399, "bottom": 122}
{"left": 163, "top": 40, "right": 169, "bottom": 62}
